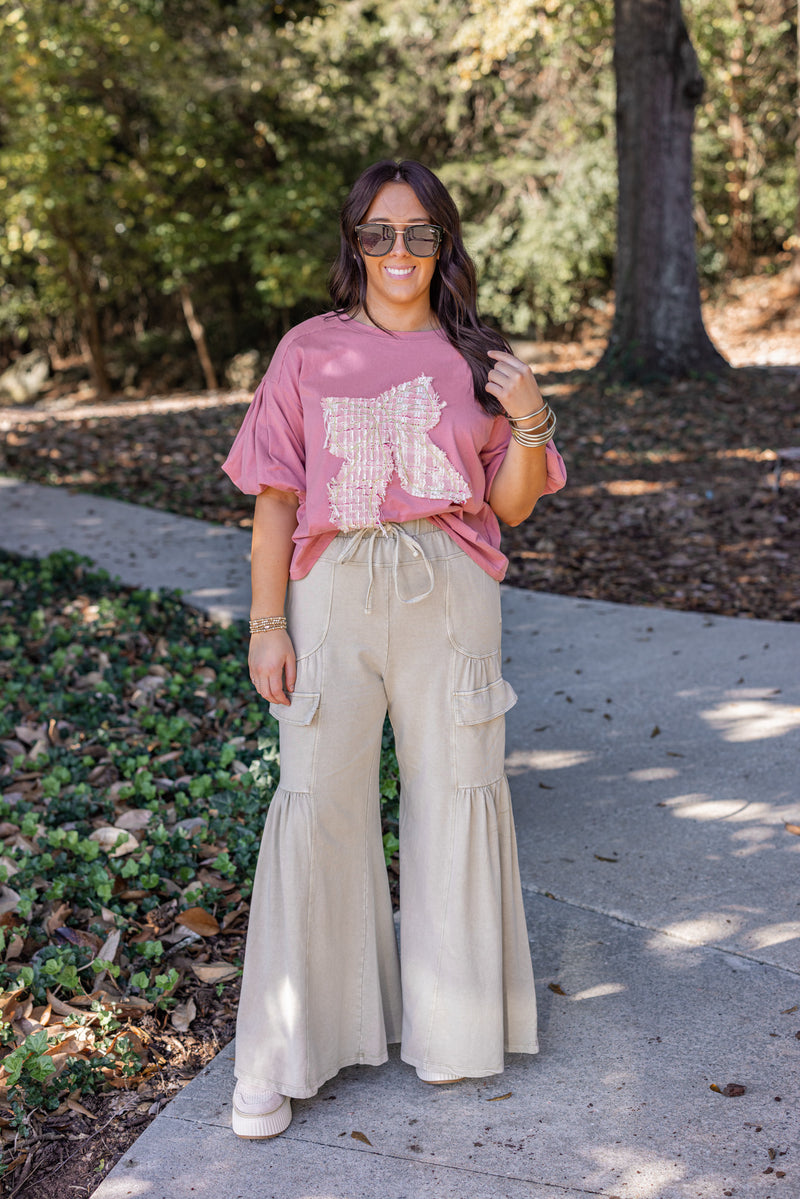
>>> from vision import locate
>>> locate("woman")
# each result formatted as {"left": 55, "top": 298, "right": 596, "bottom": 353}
{"left": 222, "top": 159, "right": 566, "bottom": 1138}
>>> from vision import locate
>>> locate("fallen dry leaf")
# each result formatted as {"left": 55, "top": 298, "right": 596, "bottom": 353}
{"left": 89, "top": 827, "right": 140, "bottom": 857}
{"left": 0, "top": 856, "right": 19, "bottom": 880}
{"left": 190, "top": 962, "right": 238, "bottom": 984}
{"left": 710, "top": 1082, "right": 746, "bottom": 1096}
{"left": 351, "top": 1131, "right": 372, "bottom": 1145}
{"left": 115, "top": 809, "right": 155, "bottom": 832}
{"left": 66, "top": 1097, "right": 97, "bottom": 1119}
{"left": 95, "top": 928, "right": 122, "bottom": 966}
{"left": 177, "top": 906, "right": 220, "bottom": 937}
{"left": 784, "top": 823, "right": 800, "bottom": 836}
{"left": 487, "top": 1092, "right": 512, "bottom": 1101}
{"left": 170, "top": 997, "right": 197, "bottom": 1033}
{"left": 4, "top": 933, "right": 24, "bottom": 960}
{"left": 548, "top": 982, "right": 567, "bottom": 996}
{"left": 47, "top": 991, "right": 93, "bottom": 1018}
{"left": 0, "top": 885, "right": 21, "bottom": 916}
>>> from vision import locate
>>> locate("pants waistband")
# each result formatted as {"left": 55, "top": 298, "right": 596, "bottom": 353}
{"left": 333, "top": 521, "right": 438, "bottom": 614}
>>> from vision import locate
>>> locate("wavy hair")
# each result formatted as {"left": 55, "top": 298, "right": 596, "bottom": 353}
{"left": 328, "top": 159, "right": 510, "bottom": 416}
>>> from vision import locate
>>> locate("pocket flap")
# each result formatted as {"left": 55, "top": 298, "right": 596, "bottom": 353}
{"left": 269, "top": 692, "right": 320, "bottom": 726}
{"left": 454, "top": 678, "right": 517, "bottom": 726}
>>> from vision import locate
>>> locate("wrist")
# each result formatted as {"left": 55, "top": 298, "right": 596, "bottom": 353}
{"left": 249, "top": 615, "right": 287, "bottom": 634}
{"left": 507, "top": 402, "right": 556, "bottom": 447}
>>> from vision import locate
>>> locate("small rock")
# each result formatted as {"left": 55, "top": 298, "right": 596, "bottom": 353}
{"left": 0, "top": 349, "right": 50, "bottom": 404}
{"left": 225, "top": 350, "right": 263, "bottom": 391}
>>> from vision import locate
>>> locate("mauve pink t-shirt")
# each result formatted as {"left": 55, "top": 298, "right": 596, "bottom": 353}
{"left": 222, "top": 313, "right": 566, "bottom": 581}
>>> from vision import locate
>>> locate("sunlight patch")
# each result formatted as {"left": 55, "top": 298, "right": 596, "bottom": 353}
{"left": 568, "top": 982, "right": 627, "bottom": 1002}
{"left": 700, "top": 699, "right": 800, "bottom": 743}
{"left": 657, "top": 915, "right": 741, "bottom": 945}
{"left": 628, "top": 766, "right": 679, "bottom": 782}
{"left": 744, "top": 921, "right": 800, "bottom": 950}
{"left": 506, "top": 748, "right": 594, "bottom": 772}
{"left": 588, "top": 1146, "right": 685, "bottom": 1197}
{"left": 665, "top": 796, "right": 756, "bottom": 822}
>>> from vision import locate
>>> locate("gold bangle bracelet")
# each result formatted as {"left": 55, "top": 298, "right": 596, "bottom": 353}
{"left": 506, "top": 403, "right": 548, "bottom": 426}
{"left": 510, "top": 408, "right": 557, "bottom": 447}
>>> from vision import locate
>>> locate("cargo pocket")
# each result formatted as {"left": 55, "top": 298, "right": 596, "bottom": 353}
{"left": 269, "top": 692, "right": 321, "bottom": 793}
{"left": 453, "top": 677, "right": 517, "bottom": 789}
{"left": 445, "top": 553, "right": 502, "bottom": 659}
{"left": 286, "top": 561, "right": 334, "bottom": 661}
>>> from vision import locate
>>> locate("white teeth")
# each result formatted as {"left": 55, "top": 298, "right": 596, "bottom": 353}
{"left": 386, "top": 266, "right": 414, "bottom": 277}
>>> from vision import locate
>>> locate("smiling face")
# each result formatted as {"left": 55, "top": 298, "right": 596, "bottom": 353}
{"left": 358, "top": 181, "right": 440, "bottom": 330}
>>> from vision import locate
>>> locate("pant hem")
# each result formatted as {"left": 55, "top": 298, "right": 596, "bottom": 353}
{"left": 235, "top": 1051, "right": 391, "bottom": 1100}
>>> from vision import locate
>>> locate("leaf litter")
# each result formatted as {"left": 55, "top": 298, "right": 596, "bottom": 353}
{"left": 0, "top": 548, "right": 404, "bottom": 1197}
{"left": 0, "top": 551, "right": 280, "bottom": 1194}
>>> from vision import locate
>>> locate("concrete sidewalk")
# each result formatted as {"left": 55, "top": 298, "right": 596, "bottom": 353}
{"left": 1, "top": 475, "right": 799, "bottom": 1199}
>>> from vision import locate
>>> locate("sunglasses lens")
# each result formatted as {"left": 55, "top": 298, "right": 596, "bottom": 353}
{"left": 358, "top": 225, "right": 394, "bottom": 256}
{"left": 356, "top": 224, "right": 442, "bottom": 257}
{"left": 405, "top": 225, "right": 440, "bottom": 257}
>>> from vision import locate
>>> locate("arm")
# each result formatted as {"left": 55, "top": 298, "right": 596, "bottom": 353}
{"left": 484, "top": 350, "right": 549, "bottom": 527}
{"left": 248, "top": 486, "right": 300, "bottom": 706}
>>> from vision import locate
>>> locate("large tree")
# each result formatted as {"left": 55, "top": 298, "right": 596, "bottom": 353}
{"left": 600, "top": 0, "right": 728, "bottom": 378}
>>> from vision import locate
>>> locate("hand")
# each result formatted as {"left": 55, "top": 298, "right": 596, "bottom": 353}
{"left": 248, "top": 629, "right": 296, "bottom": 705}
{"left": 486, "top": 350, "right": 544, "bottom": 421}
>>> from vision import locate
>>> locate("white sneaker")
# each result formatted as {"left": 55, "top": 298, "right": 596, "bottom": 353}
{"left": 232, "top": 1081, "right": 292, "bottom": 1138}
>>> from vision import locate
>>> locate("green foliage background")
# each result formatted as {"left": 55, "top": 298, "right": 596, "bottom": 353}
{"left": 0, "top": 0, "right": 796, "bottom": 377}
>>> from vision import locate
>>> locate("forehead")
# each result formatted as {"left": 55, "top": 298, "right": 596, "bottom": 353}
{"left": 363, "top": 181, "right": 430, "bottom": 223}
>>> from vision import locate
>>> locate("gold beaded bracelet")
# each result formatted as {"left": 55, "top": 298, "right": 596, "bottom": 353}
{"left": 249, "top": 616, "right": 288, "bottom": 634}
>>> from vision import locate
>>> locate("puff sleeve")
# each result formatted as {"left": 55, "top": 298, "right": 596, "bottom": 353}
{"left": 480, "top": 416, "right": 567, "bottom": 499}
{"left": 221, "top": 342, "right": 306, "bottom": 498}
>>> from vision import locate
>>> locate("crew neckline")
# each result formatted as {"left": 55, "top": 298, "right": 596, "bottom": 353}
{"left": 333, "top": 312, "right": 446, "bottom": 340}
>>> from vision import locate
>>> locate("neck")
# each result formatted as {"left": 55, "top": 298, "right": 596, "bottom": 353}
{"left": 354, "top": 300, "right": 439, "bottom": 333}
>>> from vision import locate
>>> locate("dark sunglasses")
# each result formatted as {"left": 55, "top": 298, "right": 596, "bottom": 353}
{"left": 355, "top": 222, "right": 443, "bottom": 258}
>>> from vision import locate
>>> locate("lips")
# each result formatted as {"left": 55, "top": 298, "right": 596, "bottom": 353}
{"left": 385, "top": 265, "right": 415, "bottom": 277}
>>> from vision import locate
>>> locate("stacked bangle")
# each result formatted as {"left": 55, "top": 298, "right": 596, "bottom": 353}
{"left": 507, "top": 402, "right": 557, "bottom": 448}
{"left": 249, "top": 616, "right": 287, "bottom": 634}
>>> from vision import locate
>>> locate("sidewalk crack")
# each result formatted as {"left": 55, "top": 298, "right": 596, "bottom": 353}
{"left": 523, "top": 884, "right": 800, "bottom": 977}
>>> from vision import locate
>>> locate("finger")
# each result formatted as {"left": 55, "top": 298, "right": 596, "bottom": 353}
{"left": 487, "top": 349, "right": 522, "bottom": 369}
{"left": 267, "top": 670, "right": 290, "bottom": 705}
{"left": 284, "top": 654, "right": 296, "bottom": 695}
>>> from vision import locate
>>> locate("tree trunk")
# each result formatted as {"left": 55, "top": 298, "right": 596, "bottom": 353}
{"left": 726, "top": 12, "right": 752, "bottom": 273}
{"left": 180, "top": 284, "right": 219, "bottom": 390}
{"left": 66, "top": 240, "right": 112, "bottom": 400}
{"left": 599, "top": 0, "right": 728, "bottom": 379}
{"left": 790, "top": 0, "right": 800, "bottom": 287}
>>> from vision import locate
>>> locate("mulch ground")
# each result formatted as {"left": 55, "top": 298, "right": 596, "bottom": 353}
{"left": 3, "top": 271, "right": 799, "bottom": 623}
{"left": 4, "top": 995, "right": 239, "bottom": 1199}
{"left": 1, "top": 269, "right": 799, "bottom": 1198}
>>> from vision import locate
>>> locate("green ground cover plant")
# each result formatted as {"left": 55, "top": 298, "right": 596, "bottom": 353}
{"left": 0, "top": 549, "right": 400, "bottom": 1180}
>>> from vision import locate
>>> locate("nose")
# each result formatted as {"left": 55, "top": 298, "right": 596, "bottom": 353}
{"left": 387, "top": 228, "right": 407, "bottom": 255}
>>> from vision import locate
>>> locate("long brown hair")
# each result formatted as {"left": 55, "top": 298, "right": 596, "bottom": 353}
{"left": 328, "top": 159, "right": 510, "bottom": 416}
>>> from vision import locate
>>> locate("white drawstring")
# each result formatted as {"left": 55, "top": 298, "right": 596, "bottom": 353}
{"left": 336, "top": 524, "right": 435, "bottom": 614}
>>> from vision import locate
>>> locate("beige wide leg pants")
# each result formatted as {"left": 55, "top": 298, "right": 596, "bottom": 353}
{"left": 234, "top": 520, "right": 538, "bottom": 1098}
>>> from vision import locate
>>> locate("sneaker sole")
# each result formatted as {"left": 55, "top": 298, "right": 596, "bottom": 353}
{"left": 416, "top": 1068, "right": 465, "bottom": 1084}
{"left": 232, "top": 1095, "right": 292, "bottom": 1138}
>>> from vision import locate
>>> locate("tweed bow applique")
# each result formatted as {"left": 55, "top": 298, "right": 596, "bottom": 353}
{"left": 321, "top": 375, "right": 471, "bottom": 531}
